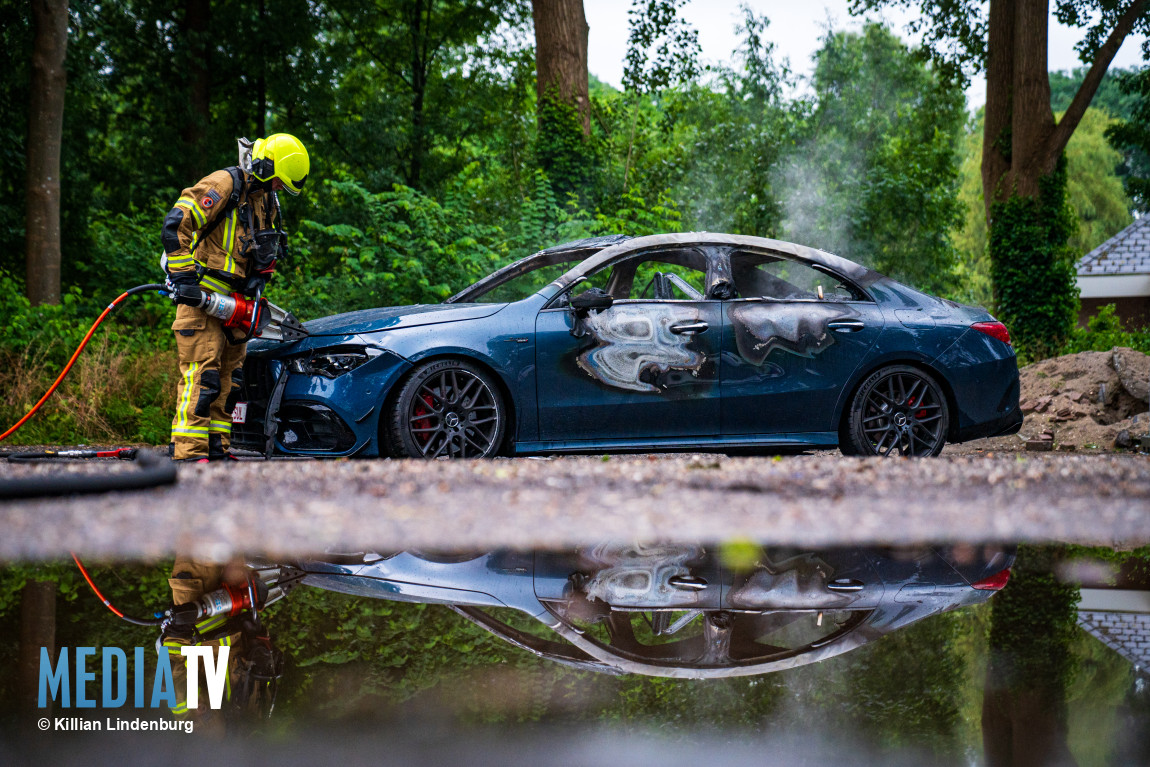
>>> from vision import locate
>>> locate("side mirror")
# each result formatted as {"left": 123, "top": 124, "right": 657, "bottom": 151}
{"left": 570, "top": 288, "right": 613, "bottom": 313}
{"left": 568, "top": 288, "right": 612, "bottom": 338}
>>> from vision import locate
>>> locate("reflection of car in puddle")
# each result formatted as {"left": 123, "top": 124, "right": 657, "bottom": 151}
{"left": 268, "top": 543, "right": 1013, "bottom": 679}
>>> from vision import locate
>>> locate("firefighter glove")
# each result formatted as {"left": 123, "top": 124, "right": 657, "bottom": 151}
{"left": 243, "top": 275, "right": 267, "bottom": 297}
{"left": 166, "top": 279, "right": 206, "bottom": 307}
{"left": 167, "top": 601, "right": 201, "bottom": 629}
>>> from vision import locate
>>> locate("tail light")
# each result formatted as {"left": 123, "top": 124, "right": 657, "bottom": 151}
{"left": 972, "top": 321, "right": 1011, "bottom": 346}
{"left": 972, "top": 568, "right": 1011, "bottom": 590}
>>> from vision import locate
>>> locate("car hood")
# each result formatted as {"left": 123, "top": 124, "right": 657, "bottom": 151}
{"left": 303, "top": 303, "right": 506, "bottom": 336}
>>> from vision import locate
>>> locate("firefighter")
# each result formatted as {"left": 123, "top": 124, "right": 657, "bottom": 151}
{"left": 162, "top": 134, "right": 309, "bottom": 462}
{"left": 163, "top": 556, "right": 284, "bottom": 731}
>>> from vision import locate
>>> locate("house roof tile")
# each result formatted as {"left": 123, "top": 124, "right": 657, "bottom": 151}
{"left": 1078, "top": 216, "right": 1150, "bottom": 275}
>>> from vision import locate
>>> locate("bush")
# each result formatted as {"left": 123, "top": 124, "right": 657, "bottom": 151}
{"left": 0, "top": 271, "right": 175, "bottom": 445}
{"left": 274, "top": 180, "right": 505, "bottom": 319}
{"left": 79, "top": 205, "right": 168, "bottom": 296}
{"left": 273, "top": 177, "right": 687, "bottom": 322}
{"left": 1064, "top": 303, "right": 1150, "bottom": 355}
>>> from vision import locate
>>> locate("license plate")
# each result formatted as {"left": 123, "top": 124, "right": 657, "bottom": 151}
{"left": 232, "top": 402, "right": 248, "bottom": 424}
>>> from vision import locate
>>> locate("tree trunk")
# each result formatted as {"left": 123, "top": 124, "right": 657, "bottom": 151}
{"left": 980, "top": 0, "right": 1146, "bottom": 358}
{"left": 531, "top": 0, "right": 590, "bottom": 136}
{"left": 181, "top": 0, "right": 211, "bottom": 179}
{"left": 981, "top": 547, "right": 1079, "bottom": 767}
{"left": 24, "top": 0, "right": 69, "bottom": 306}
{"left": 981, "top": 0, "right": 1055, "bottom": 206}
{"left": 1009, "top": 0, "right": 1056, "bottom": 198}
{"left": 982, "top": 0, "right": 1148, "bottom": 209}
{"left": 257, "top": 0, "right": 267, "bottom": 137}
{"left": 17, "top": 580, "right": 57, "bottom": 721}
{"left": 983, "top": 687, "right": 1078, "bottom": 767}
{"left": 405, "top": 0, "right": 430, "bottom": 188}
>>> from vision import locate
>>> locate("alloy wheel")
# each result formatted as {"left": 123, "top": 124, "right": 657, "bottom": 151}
{"left": 406, "top": 368, "right": 501, "bottom": 458}
{"left": 856, "top": 370, "right": 947, "bottom": 457}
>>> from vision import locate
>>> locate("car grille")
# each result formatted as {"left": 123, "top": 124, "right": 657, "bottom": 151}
{"left": 277, "top": 402, "right": 357, "bottom": 452}
{"left": 231, "top": 356, "right": 275, "bottom": 452}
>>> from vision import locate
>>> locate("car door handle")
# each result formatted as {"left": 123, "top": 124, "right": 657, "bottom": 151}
{"left": 826, "top": 578, "right": 866, "bottom": 592}
{"left": 669, "top": 321, "right": 709, "bottom": 335}
{"left": 668, "top": 575, "right": 709, "bottom": 591}
{"left": 827, "top": 320, "right": 865, "bottom": 333}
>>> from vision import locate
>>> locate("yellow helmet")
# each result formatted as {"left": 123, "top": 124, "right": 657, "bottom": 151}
{"left": 251, "top": 133, "right": 310, "bottom": 195}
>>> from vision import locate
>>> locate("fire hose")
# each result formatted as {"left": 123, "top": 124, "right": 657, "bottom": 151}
{"left": 0, "top": 282, "right": 306, "bottom": 499}
{"left": 71, "top": 553, "right": 298, "bottom": 717}
{"left": 0, "top": 283, "right": 166, "bottom": 444}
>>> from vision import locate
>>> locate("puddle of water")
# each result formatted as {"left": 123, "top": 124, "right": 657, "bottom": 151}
{"left": 0, "top": 542, "right": 1146, "bottom": 766}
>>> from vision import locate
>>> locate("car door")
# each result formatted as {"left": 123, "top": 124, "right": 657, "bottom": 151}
{"left": 534, "top": 248, "right": 723, "bottom": 443}
{"left": 720, "top": 251, "right": 885, "bottom": 435}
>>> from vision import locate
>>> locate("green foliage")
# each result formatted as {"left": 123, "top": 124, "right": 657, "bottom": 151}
{"left": 784, "top": 23, "right": 966, "bottom": 295}
{"left": 622, "top": 0, "right": 702, "bottom": 95}
{"left": 955, "top": 108, "right": 1132, "bottom": 311}
{"left": 0, "top": 560, "right": 171, "bottom": 720}
{"left": 1104, "top": 65, "right": 1150, "bottom": 213}
{"left": 279, "top": 179, "right": 504, "bottom": 317}
{"left": 986, "top": 546, "right": 1081, "bottom": 697}
{"left": 82, "top": 205, "right": 171, "bottom": 293}
{"left": 662, "top": 8, "right": 802, "bottom": 237}
{"left": 988, "top": 156, "right": 1080, "bottom": 361}
{"left": 1050, "top": 67, "right": 1141, "bottom": 123}
{"left": 565, "top": 188, "right": 685, "bottom": 240}
{"left": 951, "top": 120, "right": 994, "bottom": 308}
{"left": 508, "top": 169, "right": 563, "bottom": 260}
{"left": 1066, "top": 623, "right": 1135, "bottom": 767}
{"left": 1062, "top": 109, "right": 1133, "bottom": 253}
{"left": 536, "top": 92, "right": 595, "bottom": 201}
{"left": 1064, "top": 304, "right": 1150, "bottom": 355}
{"left": 848, "top": 0, "right": 986, "bottom": 84}
{"left": 839, "top": 612, "right": 967, "bottom": 760}
{"left": 0, "top": 270, "right": 174, "bottom": 445}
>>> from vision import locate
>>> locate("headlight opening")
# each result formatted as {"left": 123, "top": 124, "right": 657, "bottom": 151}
{"left": 288, "top": 350, "right": 372, "bottom": 379}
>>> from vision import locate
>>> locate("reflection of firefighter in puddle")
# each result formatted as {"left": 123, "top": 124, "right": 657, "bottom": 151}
{"left": 160, "top": 556, "right": 284, "bottom": 731}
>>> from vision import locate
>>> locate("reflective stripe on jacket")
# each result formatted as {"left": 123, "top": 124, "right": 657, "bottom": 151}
{"left": 161, "top": 170, "right": 275, "bottom": 284}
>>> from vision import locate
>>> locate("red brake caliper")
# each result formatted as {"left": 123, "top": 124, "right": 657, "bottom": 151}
{"left": 908, "top": 396, "right": 927, "bottom": 419}
{"left": 412, "top": 394, "right": 435, "bottom": 447}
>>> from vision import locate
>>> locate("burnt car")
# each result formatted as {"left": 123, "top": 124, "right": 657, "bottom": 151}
{"left": 270, "top": 543, "right": 1014, "bottom": 678}
{"left": 233, "top": 233, "right": 1021, "bottom": 458}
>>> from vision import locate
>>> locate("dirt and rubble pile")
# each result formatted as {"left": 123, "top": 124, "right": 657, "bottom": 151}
{"left": 969, "top": 347, "right": 1150, "bottom": 452}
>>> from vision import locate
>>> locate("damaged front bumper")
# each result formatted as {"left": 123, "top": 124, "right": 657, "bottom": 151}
{"left": 231, "top": 347, "right": 412, "bottom": 458}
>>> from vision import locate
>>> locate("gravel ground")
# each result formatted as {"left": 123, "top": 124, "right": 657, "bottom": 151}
{"left": 0, "top": 449, "right": 1147, "bottom": 560}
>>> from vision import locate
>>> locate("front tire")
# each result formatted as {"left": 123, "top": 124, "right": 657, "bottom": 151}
{"left": 844, "top": 365, "right": 949, "bottom": 457}
{"left": 387, "top": 359, "right": 507, "bottom": 459}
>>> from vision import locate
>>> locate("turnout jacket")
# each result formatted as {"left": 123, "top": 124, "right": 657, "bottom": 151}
{"left": 161, "top": 170, "right": 276, "bottom": 295}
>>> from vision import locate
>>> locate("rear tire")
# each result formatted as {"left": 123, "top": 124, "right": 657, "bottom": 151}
{"left": 844, "top": 365, "right": 949, "bottom": 457}
{"left": 386, "top": 359, "right": 507, "bottom": 459}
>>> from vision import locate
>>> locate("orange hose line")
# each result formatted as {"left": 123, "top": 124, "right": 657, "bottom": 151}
{"left": 0, "top": 291, "right": 128, "bottom": 443}
{"left": 71, "top": 552, "right": 125, "bottom": 618}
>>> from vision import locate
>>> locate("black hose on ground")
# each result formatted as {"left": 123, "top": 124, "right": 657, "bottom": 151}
{"left": 0, "top": 450, "right": 177, "bottom": 500}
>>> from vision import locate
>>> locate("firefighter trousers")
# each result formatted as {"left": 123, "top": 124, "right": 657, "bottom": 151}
{"left": 171, "top": 304, "right": 246, "bottom": 459}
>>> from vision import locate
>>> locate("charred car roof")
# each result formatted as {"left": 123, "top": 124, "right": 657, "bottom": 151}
{"left": 448, "top": 232, "right": 880, "bottom": 305}
{"left": 554, "top": 232, "right": 878, "bottom": 291}
{"left": 446, "top": 235, "right": 635, "bottom": 304}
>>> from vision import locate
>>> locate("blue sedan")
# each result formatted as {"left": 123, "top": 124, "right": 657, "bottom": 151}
{"left": 233, "top": 233, "right": 1022, "bottom": 458}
